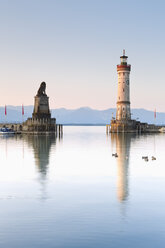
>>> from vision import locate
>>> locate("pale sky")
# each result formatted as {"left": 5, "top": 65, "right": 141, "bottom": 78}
{"left": 0, "top": 0, "right": 165, "bottom": 111}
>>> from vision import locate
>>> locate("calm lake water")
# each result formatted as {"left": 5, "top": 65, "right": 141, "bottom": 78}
{"left": 0, "top": 126, "right": 165, "bottom": 248}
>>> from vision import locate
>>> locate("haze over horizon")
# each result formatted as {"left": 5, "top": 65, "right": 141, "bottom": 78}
{"left": 0, "top": 0, "right": 165, "bottom": 111}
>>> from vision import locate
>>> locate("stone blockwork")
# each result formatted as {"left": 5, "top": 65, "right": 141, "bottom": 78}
{"left": 109, "top": 119, "right": 160, "bottom": 133}
{"left": 23, "top": 117, "right": 56, "bottom": 132}
{"left": 33, "top": 95, "right": 51, "bottom": 119}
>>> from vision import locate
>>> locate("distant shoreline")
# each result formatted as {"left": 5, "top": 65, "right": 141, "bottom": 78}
{"left": 0, "top": 106, "right": 164, "bottom": 125}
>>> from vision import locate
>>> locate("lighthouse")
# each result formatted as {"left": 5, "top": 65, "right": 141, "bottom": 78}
{"left": 108, "top": 51, "right": 159, "bottom": 133}
{"left": 116, "top": 50, "right": 131, "bottom": 121}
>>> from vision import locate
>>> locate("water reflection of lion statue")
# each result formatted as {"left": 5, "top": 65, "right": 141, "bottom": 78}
{"left": 37, "top": 82, "right": 46, "bottom": 96}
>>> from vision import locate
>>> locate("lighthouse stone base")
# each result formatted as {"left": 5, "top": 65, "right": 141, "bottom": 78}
{"left": 110, "top": 119, "right": 160, "bottom": 133}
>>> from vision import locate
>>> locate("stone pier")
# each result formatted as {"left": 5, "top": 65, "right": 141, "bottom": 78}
{"left": 0, "top": 82, "right": 63, "bottom": 135}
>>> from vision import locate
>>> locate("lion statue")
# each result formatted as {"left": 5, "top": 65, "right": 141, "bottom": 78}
{"left": 37, "top": 82, "right": 46, "bottom": 96}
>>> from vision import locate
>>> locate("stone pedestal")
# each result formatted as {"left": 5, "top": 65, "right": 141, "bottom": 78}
{"left": 32, "top": 95, "right": 51, "bottom": 119}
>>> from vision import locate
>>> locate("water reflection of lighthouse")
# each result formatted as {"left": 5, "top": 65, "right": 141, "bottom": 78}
{"left": 111, "top": 134, "right": 133, "bottom": 202}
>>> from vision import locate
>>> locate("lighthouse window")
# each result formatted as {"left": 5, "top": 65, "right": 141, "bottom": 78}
{"left": 123, "top": 72, "right": 125, "bottom": 76}
{"left": 123, "top": 88, "right": 125, "bottom": 92}
{"left": 119, "top": 97, "right": 120, "bottom": 100}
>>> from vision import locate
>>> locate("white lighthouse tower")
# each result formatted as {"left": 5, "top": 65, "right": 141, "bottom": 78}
{"left": 109, "top": 50, "right": 157, "bottom": 133}
{"left": 116, "top": 50, "right": 131, "bottom": 121}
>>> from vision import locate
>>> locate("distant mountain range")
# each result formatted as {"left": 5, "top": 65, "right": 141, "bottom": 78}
{"left": 0, "top": 106, "right": 164, "bottom": 125}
